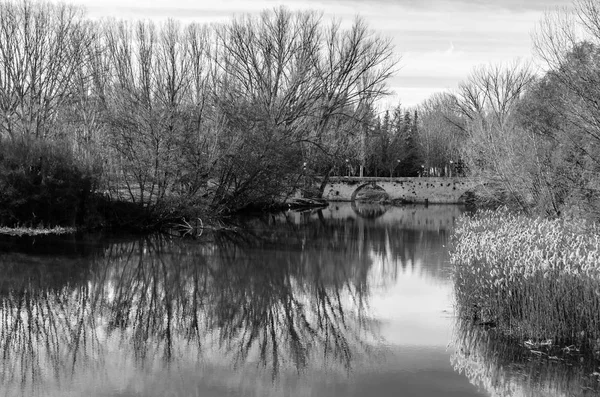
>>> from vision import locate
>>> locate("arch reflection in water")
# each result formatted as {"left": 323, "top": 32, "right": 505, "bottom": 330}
{"left": 351, "top": 201, "right": 390, "bottom": 219}
{"left": 451, "top": 317, "right": 600, "bottom": 396}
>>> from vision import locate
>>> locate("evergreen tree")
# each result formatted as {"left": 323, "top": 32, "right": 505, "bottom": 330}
{"left": 397, "top": 111, "right": 422, "bottom": 176}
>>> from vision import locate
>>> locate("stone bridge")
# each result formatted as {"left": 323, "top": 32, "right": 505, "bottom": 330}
{"left": 322, "top": 177, "right": 482, "bottom": 203}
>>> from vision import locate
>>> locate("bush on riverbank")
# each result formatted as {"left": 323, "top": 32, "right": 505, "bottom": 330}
{"left": 0, "top": 139, "right": 100, "bottom": 228}
{"left": 0, "top": 138, "right": 219, "bottom": 233}
{"left": 451, "top": 208, "right": 600, "bottom": 349}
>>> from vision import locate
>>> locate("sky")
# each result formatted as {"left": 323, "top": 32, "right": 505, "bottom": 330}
{"left": 62, "top": 0, "right": 573, "bottom": 108}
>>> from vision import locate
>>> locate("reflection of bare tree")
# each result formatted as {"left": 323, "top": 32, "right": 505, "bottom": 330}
{"left": 89, "top": 236, "right": 215, "bottom": 365}
{"left": 0, "top": 205, "right": 461, "bottom": 396}
{"left": 207, "top": 230, "right": 374, "bottom": 378}
{"left": 0, "top": 224, "right": 380, "bottom": 393}
{"left": 0, "top": 282, "right": 103, "bottom": 395}
{"left": 0, "top": 236, "right": 104, "bottom": 395}
{"left": 451, "top": 317, "right": 600, "bottom": 396}
{"left": 248, "top": 207, "right": 453, "bottom": 283}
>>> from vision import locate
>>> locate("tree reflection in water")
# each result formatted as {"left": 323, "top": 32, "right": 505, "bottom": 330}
{"left": 451, "top": 317, "right": 600, "bottom": 396}
{"left": 197, "top": 228, "right": 375, "bottom": 378}
{"left": 0, "top": 213, "right": 390, "bottom": 394}
{"left": 0, "top": 204, "right": 464, "bottom": 396}
{"left": 0, "top": 235, "right": 103, "bottom": 394}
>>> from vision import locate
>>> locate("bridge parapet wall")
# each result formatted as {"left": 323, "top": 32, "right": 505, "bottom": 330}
{"left": 323, "top": 177, "right": 478, "bottom": 203}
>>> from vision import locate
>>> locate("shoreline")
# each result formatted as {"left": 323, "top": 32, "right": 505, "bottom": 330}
{"left": 0, "top": 226, "right": 77, "bottom": 237}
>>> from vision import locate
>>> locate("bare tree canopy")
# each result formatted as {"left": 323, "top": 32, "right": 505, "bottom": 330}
{"left": 0, "top": 0, "right": 92, "bottom": 140}
{"left": 214, "top": 8, "right": 397, "bottom": 146}
{"left": 453, "top": 60, "right": 535, "bottom": 128}
{"left": 0, "top": 1, "right": 402, "bottom": 225}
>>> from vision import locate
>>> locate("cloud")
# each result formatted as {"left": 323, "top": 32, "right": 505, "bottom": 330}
{"left": 383, "top": 86, "right": 450, "bottom": 109}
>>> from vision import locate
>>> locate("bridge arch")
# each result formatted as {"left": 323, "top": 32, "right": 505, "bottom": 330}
{"left": 350, "top": 183, "right": 390, "bottom": 202}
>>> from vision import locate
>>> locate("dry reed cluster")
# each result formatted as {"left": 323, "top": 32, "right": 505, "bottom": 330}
{"left": 451, "top": 208, "right": 600, "bottom": 348}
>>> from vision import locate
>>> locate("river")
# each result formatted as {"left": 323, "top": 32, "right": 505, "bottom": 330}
{"left": 0, "top": 203, "right": 596, "bottom": 397}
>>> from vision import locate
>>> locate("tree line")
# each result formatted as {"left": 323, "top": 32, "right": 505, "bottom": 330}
{"left": 0, "top": 0, "right": 399, "bottom": 228}
{"left": 2, "top": 0, "right": 596, "bottom": 228}
{"left": 414, "top": 0, "right": 600, "bottom": 219}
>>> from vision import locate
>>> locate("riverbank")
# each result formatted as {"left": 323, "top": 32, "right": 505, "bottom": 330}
{"left": 0, "top": 226, "right": 77, "bottom": 236}
{"left": 450, "top": 208, "right": 600, "bottom": 354}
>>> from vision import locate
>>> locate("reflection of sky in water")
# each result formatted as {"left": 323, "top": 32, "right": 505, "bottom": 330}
{"left": 369, "top": 255, "right": 454, "bottom": 348}
{"left": 0, "top": 203, "right": 491, "bottom": 397}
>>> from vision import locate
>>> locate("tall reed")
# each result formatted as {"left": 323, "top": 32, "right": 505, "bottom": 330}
{"left": 451, "top": 208, "right": 600, "bottom": 347}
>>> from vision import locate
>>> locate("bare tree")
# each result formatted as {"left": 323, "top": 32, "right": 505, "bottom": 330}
{"left": 0, "top": 0, "right": 92, "bottom": 141}
{"left": 533, "top": 0, "right": 600, "bottom": 144}
{"left": 454, "top": 60, "right": 534, "bottom": 128}
{"left": 450, "top": 62, "right": 537, "bottom": 209}
{"left": 530, "top": 0, "right": 600, "bottom": 217}
{"left": 99, "top": 19, "right": 214, "bottom": 210}
{"left": 418, "top": 93, "right": 466, "bottom": 175}
{"left": 210, "top": 8, "right": 398, "bottom": 208}
{"left": 0, "top": 3, "right": 399, "bottom": 219}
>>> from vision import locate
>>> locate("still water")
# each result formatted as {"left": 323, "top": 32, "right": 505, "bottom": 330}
{"left": 0, "top": 203, "right": 596, "bottom": 397}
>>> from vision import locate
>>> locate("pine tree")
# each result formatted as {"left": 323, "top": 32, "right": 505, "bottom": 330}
{"left": 398, "top": 110, "right": 422, "bottom": 176}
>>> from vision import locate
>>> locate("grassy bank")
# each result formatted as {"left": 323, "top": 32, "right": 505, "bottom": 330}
{"left": 450, "top": 208, "right": 600, "bottom": 350}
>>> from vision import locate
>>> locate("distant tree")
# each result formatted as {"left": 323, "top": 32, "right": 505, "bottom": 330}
{"left": 390, "top": 110, "right": 420, "bottom": 176}
{"left": 417, "top": 93, "right": 466, "bottom": 176}
{"left": 453, "top": 60, "right": 534, "bottom": 129}
{"left": 376, "top": 110, "right": 392, "bottom": 176}
{"left": 363, "top": 110, "right": 381, "bottom": 176}
{"left": 450, "top": 61, "right": 536, "bottom": 207}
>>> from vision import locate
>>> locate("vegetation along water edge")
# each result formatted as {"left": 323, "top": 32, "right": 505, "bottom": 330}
{"left": 450, "top": 208, "right": 600, "bottom": 358}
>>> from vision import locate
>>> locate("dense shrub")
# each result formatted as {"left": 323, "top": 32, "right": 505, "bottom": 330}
{"left": 0, "top": 139, "right": 99, "bottom": 227}
{"left": 451, "top": 208, "right": 600, "bottom": 347}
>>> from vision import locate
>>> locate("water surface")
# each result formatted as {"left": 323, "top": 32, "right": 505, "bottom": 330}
{"left": 1, "top": 203, "right": 595, "bottom": 396}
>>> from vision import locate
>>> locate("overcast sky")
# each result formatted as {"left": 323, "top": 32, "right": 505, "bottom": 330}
{"left": 64, "top": 0, "right": 573, "bottom": 108}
